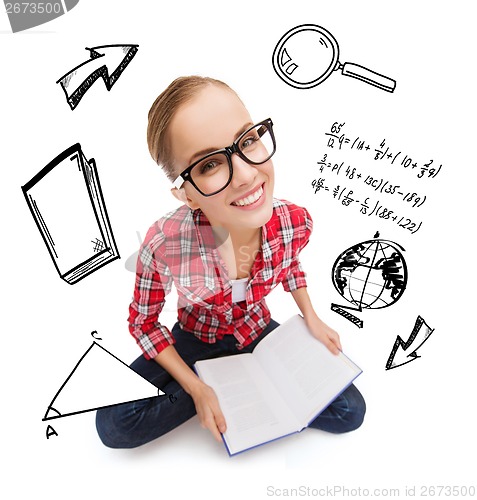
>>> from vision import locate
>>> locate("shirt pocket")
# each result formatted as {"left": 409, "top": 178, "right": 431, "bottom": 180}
{"left": 175, "top": 264, "right": 224, "bottom": 305}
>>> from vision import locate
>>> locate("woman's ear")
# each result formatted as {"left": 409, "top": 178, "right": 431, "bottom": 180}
{"left": 171, "top": 187, "right": 200, "bottom": 210}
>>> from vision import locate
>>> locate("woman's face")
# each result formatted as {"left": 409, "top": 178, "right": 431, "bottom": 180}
{"left": 169, "top": 84, "right": 275, "bottom": 234}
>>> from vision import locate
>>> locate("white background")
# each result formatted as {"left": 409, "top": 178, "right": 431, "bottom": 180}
{"left": 1, "top": 1, "right": 476, "bottom": 498}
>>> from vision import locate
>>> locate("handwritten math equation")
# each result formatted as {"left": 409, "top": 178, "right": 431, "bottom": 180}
{"left": 311, "top": 178, "right": 422, "bottom": 233}
{"left": 311, "top": 122, "right": 444, "bottom": 235}
{"left": 324, "top": 122, "right": 442, "bottom": 180}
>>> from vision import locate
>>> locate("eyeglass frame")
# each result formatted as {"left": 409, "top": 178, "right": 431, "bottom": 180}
{"left": 171, "top": 118, "right": 276, "bottom": 196}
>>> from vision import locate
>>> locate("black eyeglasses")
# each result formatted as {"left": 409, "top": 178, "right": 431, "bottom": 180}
{"left": 172, "top": 118, "right": 276, "bottom": 196}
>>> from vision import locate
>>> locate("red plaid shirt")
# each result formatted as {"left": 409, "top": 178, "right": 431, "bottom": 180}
{"left": 128, "top": 198, "right": 313, "bottom": 359}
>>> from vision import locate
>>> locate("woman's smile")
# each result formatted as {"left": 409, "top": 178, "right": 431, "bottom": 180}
{"left": 230, "top": 183, "right": 265, "bottom": 208}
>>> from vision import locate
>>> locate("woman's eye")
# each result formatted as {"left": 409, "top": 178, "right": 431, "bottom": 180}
{"left": 199, "top": 161, "right": 218, "bottom": 174}
{"left": 241, "top": 135, "right": 258, "bottom": 149}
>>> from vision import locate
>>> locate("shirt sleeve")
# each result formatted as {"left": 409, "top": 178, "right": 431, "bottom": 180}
{"left": 282, "top": 206, "right": 313, "bottom": 292}
{"left": 128, "top": 231, "right": 175, "bottom": 360}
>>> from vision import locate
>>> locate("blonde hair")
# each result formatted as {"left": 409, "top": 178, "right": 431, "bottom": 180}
{"left": 147, "top": 76, "right": 237, "bottom": 181}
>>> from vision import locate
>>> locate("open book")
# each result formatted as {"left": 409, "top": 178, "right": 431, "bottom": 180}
{"left": 194, "top": 315, "right": 362, "bottom": 456}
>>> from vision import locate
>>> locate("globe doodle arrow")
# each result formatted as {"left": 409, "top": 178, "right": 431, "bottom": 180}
{"left": 57, "top": 44, "right": 139, "bottom": 110}
{"left": 385, "top": 315, "right": 435, "bottom": 370}
{"left": 330, "top": 303, "right": 363, "bottom": 328}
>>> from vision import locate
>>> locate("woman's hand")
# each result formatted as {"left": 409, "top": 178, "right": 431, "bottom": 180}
{"left": 189, "top": 380, "right": 227, "bottom": 442}
{"left": 305, "top": 312, "right": 342, "bottom": 355}
{"left": 153, "top": 345, "right": 226, "bottom": 442}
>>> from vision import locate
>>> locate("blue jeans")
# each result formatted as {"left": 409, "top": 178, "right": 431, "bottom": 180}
{"left": 96, "top": 320, "right": 366, "bottom": 448}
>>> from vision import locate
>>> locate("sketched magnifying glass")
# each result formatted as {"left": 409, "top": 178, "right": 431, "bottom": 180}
{"left": 272, "top": 24, "right": 396, "bottom": 93}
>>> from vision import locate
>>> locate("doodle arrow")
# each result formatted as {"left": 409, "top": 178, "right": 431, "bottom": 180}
{"left": 57, "top": 44, "right": 139, "bottom": 110}
{"left": 386, "top": 315, "right": 435, "bottom": 370}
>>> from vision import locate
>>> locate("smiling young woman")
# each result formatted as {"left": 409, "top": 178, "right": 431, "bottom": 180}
{"left": 95, "top": 76, "right": 366, "bottom": 449}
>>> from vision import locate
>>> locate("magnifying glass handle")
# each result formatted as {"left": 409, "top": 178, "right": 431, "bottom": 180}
{"left": 341, "top": 62, "right": 396, "bottom": 92}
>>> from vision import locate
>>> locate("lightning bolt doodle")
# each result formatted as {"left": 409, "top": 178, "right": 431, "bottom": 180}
{"left": 386, "top": 315, "right": 435, "bottom": 370}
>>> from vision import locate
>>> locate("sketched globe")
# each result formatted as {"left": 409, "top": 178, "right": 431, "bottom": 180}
{"left": 332, "top": 235, "right": 407, "bottom": 310}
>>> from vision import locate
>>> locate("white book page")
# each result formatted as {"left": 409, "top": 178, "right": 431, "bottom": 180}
{"left": 195, "top": 353, "right": 300, "bottom": 455}
{"left": 254, "top": 315, "right": 362, "bottom": 427}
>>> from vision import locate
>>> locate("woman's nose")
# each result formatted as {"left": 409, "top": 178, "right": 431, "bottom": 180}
{"left": 230, "top": 154, "right": 257, "bottom": 187}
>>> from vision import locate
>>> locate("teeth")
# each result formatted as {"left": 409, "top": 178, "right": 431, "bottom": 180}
{"left": 232, "top": 186, "right": 263, "bottom": 206}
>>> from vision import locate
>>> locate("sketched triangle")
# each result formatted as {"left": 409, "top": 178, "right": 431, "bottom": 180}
{"left": 43, "top": 342, "right": 163, "bottom": 421}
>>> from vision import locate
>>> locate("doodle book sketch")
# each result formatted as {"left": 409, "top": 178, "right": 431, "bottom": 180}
{"left": 43, "top": 341, "right": 164, "bottom": 422}
{"left": 21, "top": 143, "right": 120, "bottom": 284}
{"left": 386, "top": 315, "right": 435, "bottom": 370}
{"left": 57, "top": 44, "right": 139, "bottom": 110}
{"left": 272, "top": 24, "right": 396, "bottom": 92}
{"left": 4, "top": 0, "right": 80, "bottom": 33}
{"left": 331, "top": 232, "right": 407, "bottom": 328}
